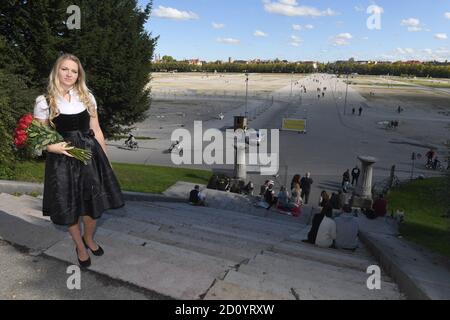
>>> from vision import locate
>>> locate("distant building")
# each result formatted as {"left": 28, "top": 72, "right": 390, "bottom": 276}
{"left": 404, "top": 60, "right": 422, "bottom": 65}
{"left": 188, "top": 59, "right": 203, "bottom": 66}
{"left": 153, "top": 54, "right": 162, "bottom": 63}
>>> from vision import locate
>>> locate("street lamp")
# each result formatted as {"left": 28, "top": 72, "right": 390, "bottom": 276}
{"left": 290, "top": 72, "right": 294, "bottom": 98}
{"left": 245, "top": 73, "right": 249, "bottom": 118}
{"left": 344, "top": 73, "right": 349, "bottom": 115}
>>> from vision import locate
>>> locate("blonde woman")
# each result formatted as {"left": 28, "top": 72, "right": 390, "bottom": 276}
{"left": 34, "top": 54, "right": 124, "bottom": 268}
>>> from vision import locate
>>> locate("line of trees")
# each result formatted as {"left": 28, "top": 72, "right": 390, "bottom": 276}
{"left": 151, "top": 61, "right": 450, "bottom": 78}
{"left": 0, "top": 0, "right": 157, "bottom": 179}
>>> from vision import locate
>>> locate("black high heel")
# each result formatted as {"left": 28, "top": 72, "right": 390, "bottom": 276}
{"left": 76, "top": 247, "right": 91, "bottom": 268}
{"left": 82, "top": 237, "right": 104, "bottom": 256}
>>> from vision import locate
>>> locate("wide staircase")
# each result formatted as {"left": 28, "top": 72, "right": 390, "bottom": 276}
{"left": 0, "top": 192, "right": 404, "bottom": 300}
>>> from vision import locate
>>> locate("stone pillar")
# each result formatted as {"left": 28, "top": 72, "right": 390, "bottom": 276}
{"left": 355, "top": 156, "right": 377, "bottom": 199}
{"left": 234, "top": 145, "right": 247, "bottom": 181}
{"left": 233, "top": 116, "right": 247, "bottom": 181}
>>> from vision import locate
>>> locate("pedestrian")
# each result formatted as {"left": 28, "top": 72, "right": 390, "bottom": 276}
{"left": 300, "top": 172, "right": 313, "bottom": 205}
{"left": 351, "top": 166, "right": 360, "bottom": 186}
{"left": 33, "top": 54, "right": 124, "bottom": 268}
{"left": 342, "top": 169, "right": 350, "bottom": 189}
{"left": 358, "top": 106, "right": 363, "bottom": 116}
{"left": 352, "top": 108, "right": 355, "bottom": 115}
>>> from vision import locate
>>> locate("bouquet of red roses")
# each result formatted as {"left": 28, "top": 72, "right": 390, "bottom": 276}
{"left": 14, "top": 114, "right": 92, "bottom": 164}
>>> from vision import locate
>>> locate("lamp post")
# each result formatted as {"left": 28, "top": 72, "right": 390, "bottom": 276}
{"left": 290, "top": 72, "right": 294, "bottom": 98}
{"left": 245, "top": 73, "right": 249, "bottom": 118}
{"left": 344, "top": 73, "right": 349, "bottom": 115}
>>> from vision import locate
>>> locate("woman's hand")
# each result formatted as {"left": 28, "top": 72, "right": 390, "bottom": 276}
{"left": 46, "top": 142, "right": 75, "bottom": 157}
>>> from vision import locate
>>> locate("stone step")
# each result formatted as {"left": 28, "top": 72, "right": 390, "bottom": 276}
{"left": 269, "top": 241, "right": 378, "bottom": 272}
{"left": 149, "top": 201, "right": 307, "bottom": 229}
{"left": 163, "top": 182, "right": 312, "bottom": 224}
{"left": 204, "top": 279, "right": 288, "bottom": 300}
{"left": 95, "top": 226, "right": 237, "bottom": 270}
{"left": 0, "top": 210, "right": 66, "bottom": 252}
{"left": 250, "top": 250, "right": 396, "bottom": 285}
{"left": 237, "top": 252, "right": 403, "bottom": 299}
{"left": 217, "top": 270, "right": 295, "bottom": 300}
{"left": 44, "top": 233, "right": 232, "bottom": 300}
{"left": 99, "top": 216, "right": 261, "bottom": 263}
{"left": 107, "top": 202, "right": 304, "bottom": 242}
{"left": 0, "top": 193, "right": 51, "bottom": 226}
{"left": 223, "top": 265, "right": 402, "bottom": 300}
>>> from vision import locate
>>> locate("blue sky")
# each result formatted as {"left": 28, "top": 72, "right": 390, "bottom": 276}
{"left": 139, "top": 0, "right": 450, "bottom": 62}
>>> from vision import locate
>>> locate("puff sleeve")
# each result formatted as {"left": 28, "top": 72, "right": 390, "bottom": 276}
{"left": 33, "top": 95, "right": 50, "bottom": 120}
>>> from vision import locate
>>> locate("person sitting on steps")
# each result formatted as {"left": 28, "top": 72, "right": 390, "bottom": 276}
{"left": 189, "top": 185, "right": 206, "bottom": 206}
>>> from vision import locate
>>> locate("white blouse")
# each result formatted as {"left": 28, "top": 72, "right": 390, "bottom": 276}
{"left": 34, "top": 88, "right": 97, "bottom": 120}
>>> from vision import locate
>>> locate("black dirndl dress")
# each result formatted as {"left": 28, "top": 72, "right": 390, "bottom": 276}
{"left": 43, "top": 109, "right": 124, "bottom": 226}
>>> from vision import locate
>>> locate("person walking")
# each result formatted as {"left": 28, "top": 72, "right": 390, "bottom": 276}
{"left": 342, "top": 169, "right": 350, "bottom": 191}
{"left": 351, "top": 166, "right": 360, "bottom": 186}
{"left": 33, "top": 54, "right": 124, "bottom": 268}
{"left": 300, "top": 172, "right": 313, "bottom": 205}
{"left": 358, "top": 106, "right": 363, "bottom": 116}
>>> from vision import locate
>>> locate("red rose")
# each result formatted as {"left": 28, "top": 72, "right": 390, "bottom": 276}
{"left": 23, "top": 114, "right": 34, "bottom": 125}
{"left": 18, "top": 122, "right": 29, "bottom": 130}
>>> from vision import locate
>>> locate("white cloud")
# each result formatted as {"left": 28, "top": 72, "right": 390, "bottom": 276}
{"left": 384, "top": 47, "right": 450, "bottom": 62}
{"left": 263, "top": 0, "right": 337, "bottom": 17}
{"left": 331, "top": 33, "right": 353, "bottom": 46}
{"left": 280, "top": 0, "right": 298, "bottom": 4}
{"left": 401, "top": 18, "right": 424, "bottom": 32}
{"left": 154, "top": 6, "right": 199, "bottom": 20}
{"left": 289, "top": 34, "right": 302, "bottom": 47}
{"left": 445, "top": 12, "right": 450, "bottom": 19}
{"left": 217, "top": 37, "right": 240, "bottom": 45}
{"left": 435, "top": 33, "right": 448, "bottom": 40}
{"left": 212, "top": 22, "right": 225, "bottom": 29}
{"left": 362, "top": 36, "right": 369, "bottom": 40}
{"left": 354, "top": 5, "right": 364, "bottom": 12}
{"left": 407, "top": 26, "right": 422, "bottom": 32}
{"left": 292, "top": 24, "right": 314, "bottom": 31}
{"left": 254, "top": 30, "right": 268, "bottom": 37}
{"left": 401, "top": 18, "right": 420, "bottom": 27}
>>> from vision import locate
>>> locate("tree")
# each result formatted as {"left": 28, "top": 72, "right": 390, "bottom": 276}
{"left": 162, "top": 55, "right": 176, "bottom": 63}
{"left": 0, "top": 0, "right": 158, "bottom": 138}
{"left": 0, "top": 36, "right": 38, "bottom": 178}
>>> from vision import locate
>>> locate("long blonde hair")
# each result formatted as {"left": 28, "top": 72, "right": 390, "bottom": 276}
{"left": 47, "top": 53, "right": 95, "bottom": 127}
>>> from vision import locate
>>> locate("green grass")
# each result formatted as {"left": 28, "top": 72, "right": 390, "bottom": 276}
{"left": 387, "top": 177, "right": 450, "bottom": 258}
{"left": 13, "top": 160, "right": 211, "bottom": 194}
{"left": 400, "top": 80, "right": 450, "bottom": 89}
